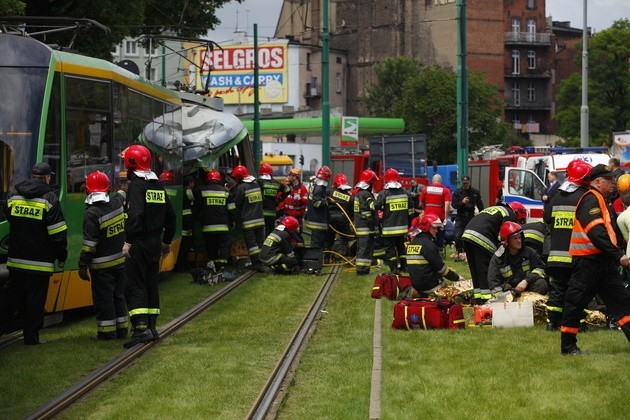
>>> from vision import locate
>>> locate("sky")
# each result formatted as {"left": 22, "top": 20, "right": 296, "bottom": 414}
{"left": 206, "top": 0, "right": 628, "bottom": 44}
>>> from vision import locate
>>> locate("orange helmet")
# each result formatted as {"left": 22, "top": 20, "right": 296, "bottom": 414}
{"left": 316, "top": 166, "right": 332, "bottom": 181}
{"left": 617, "top": 173, "right": 630, "bottom": 194}
{"left": 281, "top": 216, "right": 299, "bottom": 233}
{"left": 207, "top": 170, "right": 222, "bottom": 182}
{"left": 500, "top": 221, "right": 523, "bottom": 246}
{"left": 333, "top": 173, "right": 348, "bottom": 188}
{"left": 359, "top": 169, "right": 379, "bottom": 184}
{"left": 120, "top": 144, "right": 152, "bottom": 171}
{"left": 508, "top": 201, "right": 528, "bottom": 224}
{"left": 418, "top": 214, "right": 443, "bottom": 233}
{"left": 384, "top": 168, "right": 400, "bottom": 183}
{"left": 85, "top": 171, "right": 110, "bottom": 194}
{"left": 566, "top": 159, "right": 593, "bottom": 186}
{"left": 159, "top": 171, "right": 174, "bottom": 182}
{"left": 232, "top": 165, "right": 249, "bottom": 181}
{"left": 259, "top": 163, "right": 273, "bottom": 176}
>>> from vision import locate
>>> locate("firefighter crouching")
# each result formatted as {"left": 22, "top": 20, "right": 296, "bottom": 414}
{"left": 354, "top": 170, "right": 379, "bottom": 275}
{"left": 304, "top": 166, "right": 332, "bottom": 262}
{"left": 260, "top": 216, "right": 302, "bottom": 273}
{"left": 79, "top": 171, "right": 129, "bottom": 340}
{"left": 561, "top": 164, "right": 630, "bottom": 355}
{"left": 325, "top": 173, "right": 355, "bottom": 255}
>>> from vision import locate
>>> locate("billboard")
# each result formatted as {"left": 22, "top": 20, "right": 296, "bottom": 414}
{"left": 197, "top": 44, "right": 288, "bottom": 104}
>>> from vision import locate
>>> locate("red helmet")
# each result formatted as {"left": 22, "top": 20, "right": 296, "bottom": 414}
{"left": 508, "top": 201, "right": 528, "bottom": 224}
{"left": 333, "top": 173, "right": 348, "bottom": 188}
{"left": 85, "top": 171, "right": 110, "bottom": 194}
{"left": 410, "top": 215, "right": 421, "bottom": 229}
{"left": 259, "top": 163, "right": 273, "bottom": 176}
{"left": 159, "top": 171, "right": 174, "bottom": 182}
{"left": 384, "top": 168, "right": 400, "bottom": 183}
{"left": 316, "top": 166, "right": 332, "bottom": 181}
{"left": 207, "top": 170, "right": 222, "bottom": 182}
{"left": 418, "top": 214, "right": 443, "bottom": 233}
{"left": 280, "top": 216, "right": 299, "bottom": 233}
{"left": 359, "top": 169, "right": 379, "bottom": 184}
{"left": 566, "top": 159, "right": 593, "bottom": 186}
{"left": 120, "top": 144, "right": 152, "bottom": 171}
{"left": 500, "top": 221, "right": 523, "bottom": 246}
{"left": 232, "top": 165, "right": 249, "bottom": 181}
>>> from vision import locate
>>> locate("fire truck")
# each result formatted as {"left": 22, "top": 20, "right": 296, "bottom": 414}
{"left": 468, "top": 146, "right": 610, "bottom": 220}
{"left": 330, "top": 134, "right": 430, "bottom": 191}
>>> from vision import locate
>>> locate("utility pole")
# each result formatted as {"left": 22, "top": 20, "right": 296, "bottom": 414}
{"left": 254, "top": 24, "right": 261, "bottom": 167}
{"left": 580, "top": 0, "right": 589, "bottom": 148}
{"left": 321, "top": 0, "right": 330, "bottom": 166}
{"left": 456, "top": 0, "right": 469, "bottom": 178}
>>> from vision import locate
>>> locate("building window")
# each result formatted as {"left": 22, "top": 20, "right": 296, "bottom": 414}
{"left": 111, "top": 44, "right": 120, "bottom": 56}
{"left": 512, "top": 18, "right": 520, "bottom": 33}
{"left": 527, "top": 19, "right": 536, "bottom": 34}
{"left": 512, "top": 83, "right": 521, "bottom": 106}
{"left": 512, "top": 50, "right": 521, "bottom": 75}
{"left": 125, "top": 40, "right": 138, "bottom": 56}
{"left": 527, "top": 51, "right": 536, "bottom": 69}
{"left": 336, "top": 72, "right": 342, "bottom": 93}
{"left": 527, "top": 0, "right": 535, "bottom": 9}
{"left": 146, "top": 67, "right": 158, "bottom": 82}
{"left": 306, "top": 53, "right": 311, "bottom": 71}
{"left": 144, "top": 45, "right": 158, "bottom": 56}
{"left": 527, "top": 83, "right": 536, "bottom": 101}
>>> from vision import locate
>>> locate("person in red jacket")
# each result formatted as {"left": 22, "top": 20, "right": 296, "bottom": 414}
{"left": 419, "top": 174, "right": 452, "bottom": 250}
{"left": 281, "top": 168, "right": 308, "bottom": 242}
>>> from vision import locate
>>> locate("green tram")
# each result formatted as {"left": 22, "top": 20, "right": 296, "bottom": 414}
{"left": 0, "top": 34, "right": 252, "bottom": 316}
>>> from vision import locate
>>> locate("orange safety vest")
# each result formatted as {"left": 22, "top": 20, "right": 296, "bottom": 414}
{"left": 569, "top": 189, "right": 617, "bottom": 256}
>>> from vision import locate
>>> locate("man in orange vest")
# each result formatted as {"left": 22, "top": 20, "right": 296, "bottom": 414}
{"left": 561, "top": 164, "right": 630, "bottom": 355}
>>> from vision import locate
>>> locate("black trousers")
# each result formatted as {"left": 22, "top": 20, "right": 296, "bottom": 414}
{"left": 91, "top": 267, "right": 127, "bottom": 338}
{"left": 124, "top": 236, "right": 161, "bottom": 328}
{"left": 454, "top": 216, "right": 473, "bottom": 253}
{"left": 203, "top": 232, "right": 230, "bottom": 268}
{"left": 243, "top": 227, "right": 265, "bottom": 264}
{"left": 356, "top": 233, "right": 375, "bottom": 274}
{"left": 462, "top": 239, "right": 494, "bottom": 300}
{"left": 0, "top": 270, "right": 50, "bottom": 344}
{"left": 382, "top": 235, "right": 406, "bottom": 270}
{"left": 546, "top": 266, "right": 572, "bottom": 323}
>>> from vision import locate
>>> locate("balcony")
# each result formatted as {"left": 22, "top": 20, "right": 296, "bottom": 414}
{"left": 504, "top": 66, "right": 552, "bottom": 79}
{"left": 504, "top": 100, "right": 552, "bottom": 111}
{"left": 504, "top": 32, "right": 551, "bottom": 46}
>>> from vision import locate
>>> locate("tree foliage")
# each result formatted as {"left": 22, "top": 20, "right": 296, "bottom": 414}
{"left": 0, "top": 0, "right": 25, "bottom": 15}
{"left": 363, "top": 60, "right": 512, "bottom": 164}
{"left": 555, "top": 18, "right": 630, "bottom": 145}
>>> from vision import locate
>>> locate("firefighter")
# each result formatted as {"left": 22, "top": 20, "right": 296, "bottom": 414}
{"left": 406, "top": 214, "right": 464, "bottom": 296}
{"left": 281, "top": 168, "right": 308, "bottom": 239}
{"left": 487, "top": 222, "right": 548, "bottom": 296}
{"left": 543, "top": 159, "right": 592, "bottom": 331}
{"left": 451, "top": 175, "right": 484, "bottom": 260}
{"left": 0, "top": 163, "right": 67, "bottom": 345}
{"left": 325, "top": 173, "right": 355, "bottom": 255}
{"left": 461, "top": 201, "right": 527, "bottom": 303}
{"left": 258, "top": 163, "right": 290, "bottom": 235}
{"left": 197, "top": 170, "right": 234, "bottom": 274}
{"left": 354, "top": 169, "right": 379, "bottom": 275}
{"left": 174, "top": 175, "right": 196, "bottom": 272}
{"left": 561, "top": 164, "right": 630, "bottom": 355}
{"left": 120, "top": 145, "right": 176, "bottom": 348}
{"left": 230, "top": 165, "right": 266, "bottom": 271}
{"left": 78, "top": 171, "right": 128, "bottom": 340}
{"left": 419, "top": 173, "right": 452, "bottom": 250}
{"left": 521, "top": 219, "right": 547, "bottom": 257}
{"left": 375, "top": 168, "right": 413, "bottom": 273}
{"left": 260, "top": 216, "right": 302, "bottom": 273}
{"left": 304, "top": 166, "right": 332, "bottom": 262}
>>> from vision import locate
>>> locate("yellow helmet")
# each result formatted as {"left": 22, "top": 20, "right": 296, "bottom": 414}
{"left": 289, "top": 168, "right": 301, "bottom": 177}
{"left": 617, "top": 173, "right": 630, "bottom": 193}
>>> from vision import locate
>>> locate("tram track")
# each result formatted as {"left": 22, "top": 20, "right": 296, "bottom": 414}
{"left": 25, "top": 270, "right": 256, "bottom": 420}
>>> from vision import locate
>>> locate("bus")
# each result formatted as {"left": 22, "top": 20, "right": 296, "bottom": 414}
{"left": 0, "top": 33, "right": 252, "bottom": 318}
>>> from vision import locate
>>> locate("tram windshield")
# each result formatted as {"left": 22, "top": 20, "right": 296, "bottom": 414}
{"left": 0, "top": 67, "right": 48, "bottom": 198}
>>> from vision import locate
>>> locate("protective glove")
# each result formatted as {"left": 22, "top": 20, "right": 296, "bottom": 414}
{"left": 78, "top": 265, "right": 90, "bottom": 281}
{"left": 161, "top": 242, "right": 171, "bottom": 257}
{"left": 122, "top": 242, "right": 132, "bottom": 257}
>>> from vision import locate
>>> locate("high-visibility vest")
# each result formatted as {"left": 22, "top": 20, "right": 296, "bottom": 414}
{"left": 569, "top": 190, "right": 617, "bottom": 256}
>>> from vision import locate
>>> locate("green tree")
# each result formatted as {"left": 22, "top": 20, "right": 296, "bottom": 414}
{"left": 0, "top": 0, "right": 25, "bottom": 15}
{"left": 555, "top": 18, "right": 629, "bottom": 145}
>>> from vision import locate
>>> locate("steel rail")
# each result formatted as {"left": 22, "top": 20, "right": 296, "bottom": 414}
{"left": 247, "top": 266, "right": 341, "bottom": 420}
{"left": 0, "top": 331, "right": 22, "bottom": 349}
{"left": 26, "top": 270, "right": 256, "bottom": 420}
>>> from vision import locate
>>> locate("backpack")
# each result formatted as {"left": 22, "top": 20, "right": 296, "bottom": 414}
{"left": 371, "top": 274, "right": 412, "bottom": 300}
{"left": 392, "top": 298, "right": 465, "bottom": 330}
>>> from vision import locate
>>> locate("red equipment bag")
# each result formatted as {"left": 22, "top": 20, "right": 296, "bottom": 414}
{"left": 392, "top": 298, "right": 466, "bottom": 330}
{"left": 371, "top": 274, "right": 413, "bottom": 300}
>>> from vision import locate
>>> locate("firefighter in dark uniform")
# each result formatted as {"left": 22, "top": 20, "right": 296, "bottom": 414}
{"left": 544, "top": 159, "right": 592, "bottom": 331}
{"left": 461, "top": 201, "right": 527, "bottom": 302}
{"left": 487, "top": 222, "right": 548, "bottom": 296}
{"left": 197, "top": 170, "right": 234, "bottom": 274}
{"left": 375, "top": 168, "right": 413, "bottom": 273}
{"left": 354, "top": 169, "right": 379, "bottom": 275}
{"left": 304, "top": 166, "right": 331, "bottom": 262}
{"left": 174, "top": 175, "right": 195, "bottom": 272}
{"left": 522, "top": 220, "right": 546, "bottom": 257}
{"left": 258, "top": 163, "right": 290, "bottom": 235}
{"left": 120, "top": 145, "right": 176, "bottom": 348}
{"left": 0, "top": 162, "right": 67, "bottom": 345}
{"left": 561, "top": 164, "right": 630, "bottom": 355}
{"left": 451, "top": 175, "right": 484, "bottom": 259}
{"left": 78, "top": 171, "right": 128, "bottom": 340}
{"left": 325, "top": 173, "right": 355, "bottom": 254}
{"left": 260, "top": 216, "right": 301, "bottom": 273}
{"left": 230, "top": 165, "right": 266, "bottom": 271}
{"left": 406, "top": 214, "right": 464, "bottom": 296}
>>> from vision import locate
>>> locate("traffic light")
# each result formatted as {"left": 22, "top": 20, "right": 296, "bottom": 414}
{"left": 299, "top": 154, "right": 304, "bottom": 165}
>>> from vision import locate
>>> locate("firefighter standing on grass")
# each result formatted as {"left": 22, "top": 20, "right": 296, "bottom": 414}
{"left": 120, "top": 145, "right": 176, "bottom": 349}
{"left": 543, "top": 159, "right": 592, "bottom": 331}
{"left": 79, "top": 171, "right": 128, "bottom": 340}
{"left": 258, "top": 163, "right": 290, "bottom": 235}
{"left": 304, "top": 166, "right": 331, "bottom": 260}
{"left": 174, "top": 175, "right": 195, "bottom": 272}
{"left": 354, "top": 169, "right": 379, "bottom": 275}
{"left": 325, "top": 173, "right": 355, "bottom": 254}
{"left": 560, "top": 164, "right": 630, "bottom": 355}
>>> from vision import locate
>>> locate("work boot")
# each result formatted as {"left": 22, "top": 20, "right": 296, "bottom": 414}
{"left": 148, "top": 315, "right": 159, "bottom": 341}
{"left": 546, "top": 311, "right": 562, "bottom": 331}
{"left": 560, "top": 331, "right": 585, "bottom": 355}
{"left": 116, "top": 327, "right": 128, "bottom": 339}
{"left": 123, "top": 324, "right": 153, "bottom": 349}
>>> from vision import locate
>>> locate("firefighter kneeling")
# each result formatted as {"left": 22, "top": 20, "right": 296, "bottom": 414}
{"left": 260, "top": 216, "right": 302, "bottom": 274}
